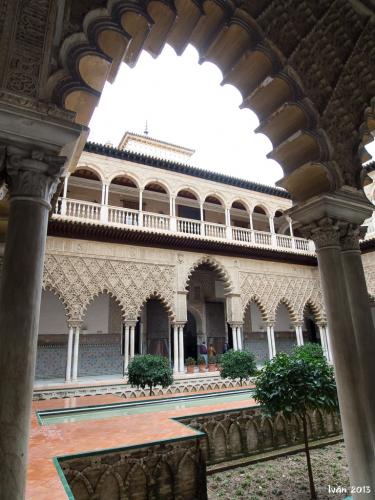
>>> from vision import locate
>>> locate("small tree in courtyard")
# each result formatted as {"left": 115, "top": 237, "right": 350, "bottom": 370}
{"left": 254, "top": 344, "right": 338, "bottom": 500}
{"left": 220, "top": 349, "right": 257, "bottom": 385}
{"left": 127, "top": 354, "right": 173, "bottom": 396}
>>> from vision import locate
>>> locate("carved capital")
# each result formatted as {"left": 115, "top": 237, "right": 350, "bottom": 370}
{"left": 299, "top": 217, "right": 341, "bottom": 250}
{"left": 339, "top": 223, "right": 364, "bottom": 252}
{"left": 3, "top": 145, "right": 66, "bottom": 206}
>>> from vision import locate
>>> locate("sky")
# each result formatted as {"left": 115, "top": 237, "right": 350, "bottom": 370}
{"left": 89, "top": 44, "right": 375, "bottom": 187}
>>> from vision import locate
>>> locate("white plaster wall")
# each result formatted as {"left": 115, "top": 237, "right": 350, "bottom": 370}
{"left": 274, "top": 304, "right": 293, "bottom": 331}
{"left": 82, "top": 294, "right": 110, "bottom": 334}
{"left": 39, "top": 290, "right": 67, "bottom": 335}
{"left": 249, "top": 303, "right": 264, "bottom": 331}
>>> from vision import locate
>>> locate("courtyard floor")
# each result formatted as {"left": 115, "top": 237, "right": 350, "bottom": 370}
{"left": 27, "top": 387, "right": 255, "bottom": 499}
{"left": 207, "top": 442, "right": 350, "bottom": 500}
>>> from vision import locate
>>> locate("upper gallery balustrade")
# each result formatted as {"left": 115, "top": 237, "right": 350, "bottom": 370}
{"left": 54, "top": 196, "right": 314, "bottom": 254}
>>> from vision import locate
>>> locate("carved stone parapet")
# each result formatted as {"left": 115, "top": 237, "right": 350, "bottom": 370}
{"left": 1, "top": 145, "right": 66, "bottom": 206}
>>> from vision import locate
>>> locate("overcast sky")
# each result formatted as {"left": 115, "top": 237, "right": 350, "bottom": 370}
{"left": 89, "top": 44, "right": 375, "bottom": 187}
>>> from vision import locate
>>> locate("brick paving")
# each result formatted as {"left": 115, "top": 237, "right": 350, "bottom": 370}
{"left": 27, "top": 386, "right": 256, "bottom": 499}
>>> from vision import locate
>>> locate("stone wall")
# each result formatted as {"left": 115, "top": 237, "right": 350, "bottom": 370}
{"left": 180, "top": 407, "right": 342, "bottom": 466}
{"left": 60, "top": 437, "right": 207, "bottom": 500}
{"left": 58, "top": 405, "right": 342, "bottom": 499}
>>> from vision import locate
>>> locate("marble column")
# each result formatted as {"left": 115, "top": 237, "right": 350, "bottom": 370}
{"left": 138, "top": 189, "right": 143, "bottom": 226}
{"left": 232, "top": 325, "right": 238, "bottom": 351}
{"left": 178, "top": 325, "right": 184, "bottom": 373}
{"left": 130, "top": 324, "right": 135, "bottom": 359}
{"left": 266, "top": 324, "right": 276, "bottom": 359}
{"left": 173, "top": 325, "right": 179, "bottom": 373}
{"left": 294, "top": 324, "right": 304, "bottom": 346}
{"left": 318, "top": 324, "right": 330, "bottom": 361}
{"left": 0, "top": 145, "right": 65, "bottom": 498}
{"left": 123, "top": 324, "right": 130, "bottom": 375}
{"left": 236, "top": 326, "right": 243, "bottom": 350}
{"left": 65, "top": 325, "right": 74, "bottom": 382}
{"left": 289, "top": 192, "right": 375, "bottom": 495}
{"left": 61, "top": 175, "right": 69, "bottom": 215}
{"left": 200, "top": 202, "right": 204, "bottom": 235}
{"left": 72, "top": 326, "right": 80, "bottom": 381}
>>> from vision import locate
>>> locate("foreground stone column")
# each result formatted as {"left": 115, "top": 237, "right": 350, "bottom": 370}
{"left": 0, "top": 146, "right": 65, "bottom": 499}
{"left": 340, "top": 225, "right": 375, "bottom": 450}
{"left": 289, "top": 191, "right": 375, "bottom": 496}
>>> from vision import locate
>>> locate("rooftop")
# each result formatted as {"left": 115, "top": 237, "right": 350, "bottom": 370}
{"left": 84, "top": 141, "right": 291, "bottom": 199}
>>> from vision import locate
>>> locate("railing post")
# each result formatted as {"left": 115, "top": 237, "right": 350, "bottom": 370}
{"left": 138, "top": 189, "right": 143, "bottom": 227}
{"left": 170, "top": 216, "right": 177, "bottom": 231}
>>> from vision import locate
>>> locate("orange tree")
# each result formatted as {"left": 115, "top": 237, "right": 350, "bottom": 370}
{"left": 254, "top": 344, "right": 338, "bottom": 500}
{"left": 127, "top": 354, "right": 173, "bottom": 396}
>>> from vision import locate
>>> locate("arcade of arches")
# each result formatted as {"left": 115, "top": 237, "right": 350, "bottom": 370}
{"left": 0, "top": 1, "right": 375, "bottom": 498}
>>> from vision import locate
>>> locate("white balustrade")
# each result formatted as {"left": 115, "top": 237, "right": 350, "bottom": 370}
{"left": 294, "top": 237, "right": 310, "bottom": 252}
{"left": 143, "top": 212, "right": 170, "bottom": 230}
{"left": 177, "top": 218, "right": 201, "bottom": 235}
{"left": 204, "top": 222, "right": 226, "bottom": 239}
{"left": 54, "top": 198, "right": 314, "bottom": 254}
{"left": 253, "top": 230, "right": 272, "bottom": 246}
{"left": 232, "top": 227, "right": 252, "bottom": 243}
{"left": 276, "top": 234, "right": 292, "bottom": 249}
{"left": 59, "top": 198, "right": 101, "bottom": 221}
{"left": 108, "top": 206, "right": 139, "bottom": 226}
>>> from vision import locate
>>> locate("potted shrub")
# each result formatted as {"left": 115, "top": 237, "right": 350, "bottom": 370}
{"left": 208, "top": 354, "right": 217, "bottom": 372}
{"left": 185, "top": 357, "right": 196, "bottom": 374}
{"left": 197, "top": 355, "right": 206, "bottom": 373}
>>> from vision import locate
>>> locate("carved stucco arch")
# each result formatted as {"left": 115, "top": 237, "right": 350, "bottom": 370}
{"left": 184, "top": 255, "right": 233, "bottom": 294}
{"left": 301, "top": 298, "right": 325, "bottom": 325}
{"left": 41, "top": 285, "right": 71, "bottom": 323}
{"left": 272, "top": 297, "right": 298, "bottom": 325}
{"left": 242, "top": 295, "right": 270, "bottom": 324}
{"left": 80, "top": 288, "right": 127, "bottom": 323}
{"left": 136, "top": 292, "right": 176, "bottom": 322}
{"left": 42, "top": 0, "right": 375, "bottom": 202}
{"left": 43, "top": 254, "right": 176, "bottom": 323}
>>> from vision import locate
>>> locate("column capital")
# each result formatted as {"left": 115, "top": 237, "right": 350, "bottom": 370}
{"left": 339, "top": 223, "right": 365, "bottom": 252}
{"left": 172, "top": 322, "right": 186, "bottom": 328}
{"left": 1, "top": 145, "right": 66, "bottom": 207}
{"left": 123, "top": 320, "right": 137, "bottom": 328}
{"left": 67, "top": 320, "right": 82, "bottom": 328}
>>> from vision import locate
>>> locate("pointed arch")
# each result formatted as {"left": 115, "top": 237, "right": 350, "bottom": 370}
{"left": 184, "top": 255, "right": 233, "bottom": 293}
{"left": 302, "top": 299, "right": 325, "bottom": 324}
{"left": 242, "top": 295, "right": 269, "bottom": 323}
{"left": 81, "top": 288, "right": 126, "bottom": 322}
{"left": 136, "top": 291, "right": 175, "bottom": 321}
{"left": 273, "top": 297, "right": 298, "bottom": 324}
{"left": 41, "top": 284, "right": 70, "bottom": 321}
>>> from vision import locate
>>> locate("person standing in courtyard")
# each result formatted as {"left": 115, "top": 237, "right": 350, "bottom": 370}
{"left": 208, "top": 343, "right": 216, "bottom": 359}
{"left": 199, "top": 341, "right": 208, "bottom": 367}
